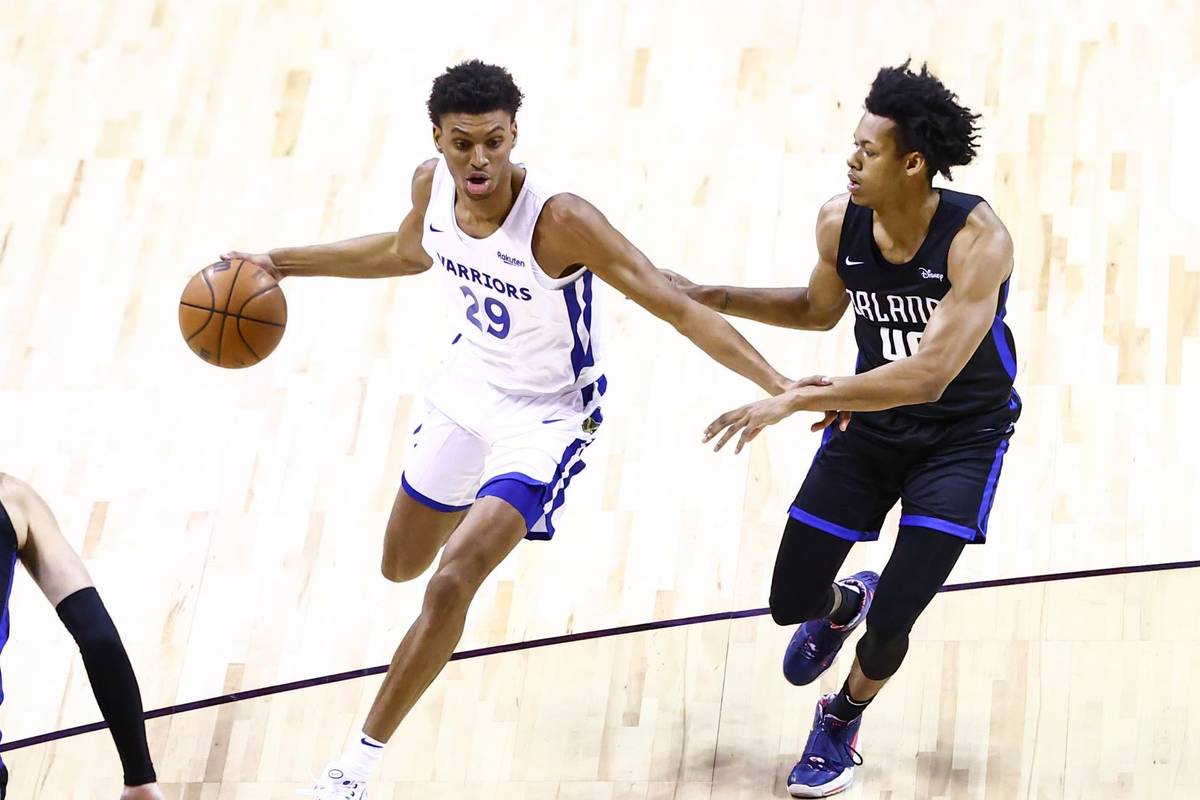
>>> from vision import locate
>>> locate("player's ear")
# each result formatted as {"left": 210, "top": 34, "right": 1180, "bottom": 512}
{"left": 432, "top": 124, "right": 443, "bottom": 154}
{"left": 904, "top": 151, "right": 925, "bottom": 178}
{"left": 510, "top": 119, "right": 518, "bottom": 147}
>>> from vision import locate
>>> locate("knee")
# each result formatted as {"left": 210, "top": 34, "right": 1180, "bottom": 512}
{"left": 422, "top": 564, "right": 480, "bottom": 616}
{"left": 380, "top": 524, "right": 439, "bottom": 583}
{"left": 769, "top": 584, "right": 831, "bottom": 627}
{"left": 380, "top": 555, "right": 430, "bottom": 584}
{"left": 855, "top": 622, "right": 911, "bottom": 680}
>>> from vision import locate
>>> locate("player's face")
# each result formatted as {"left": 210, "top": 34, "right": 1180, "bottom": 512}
{"left": 434, "top": 111, "right": 518, "bottom": 202}
{"left": 846, "top": 112, "right": 924, "bottom": 206}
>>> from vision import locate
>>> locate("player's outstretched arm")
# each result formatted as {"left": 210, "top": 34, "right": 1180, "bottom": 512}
{"left": 704, "top": 207, "right": 1014, "bottom": 453}
{"left": 660, "top": 196, "right": 851, "bottom": 330}
{"left": 536, "top": 194, "right": 791, "bottom": 396}
{"left": 0, "top": 475, "right": 164, "bottom": 800}
{"left": 221, "top": 159, "right": 438, "bottom": 281}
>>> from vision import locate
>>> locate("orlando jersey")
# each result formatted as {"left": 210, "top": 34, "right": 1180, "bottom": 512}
{"left": 836, "top": 189, "right": 1018, "bottom": 419}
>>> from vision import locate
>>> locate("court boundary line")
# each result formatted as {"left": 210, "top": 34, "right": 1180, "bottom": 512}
{"left": 2, "top": 557, "right": 1197, "bottom": 753}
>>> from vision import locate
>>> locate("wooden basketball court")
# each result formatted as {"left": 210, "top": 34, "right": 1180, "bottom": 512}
{"left": 1, "top": 0, "right": 1197, "bottom": 797}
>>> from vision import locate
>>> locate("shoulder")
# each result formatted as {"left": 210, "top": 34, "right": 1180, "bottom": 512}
{"left": 536, "top": 193, "right": 610, "bottom": 244}
{"left": 815, "top": 193, "right": 851, "bottom": 255}
{"left": 954, "top": 201, "right": 1012, "bottom": 260}
{"left": 410, "top": 158, "right": 439, "bottom": 211}
{"left": 818, "top": 193, "right": 852, "bottom": 224}
{"left": 0, "top": 473, "right": 32, "bottom": 549}
{"left": 949, "top": 201, "right": 1014, "bottom": 284}
{"left": 0, "top": 472, "right": 29, "bottom": 506}
{"left": 540, "top": 192, "right": 604, "bottom": 226}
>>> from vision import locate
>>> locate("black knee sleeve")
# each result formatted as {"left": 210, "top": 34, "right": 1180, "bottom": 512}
{"left": 769, "top": 517, "right": 855, "bottom": 626}
{"left": 855, "top": 623, "right": 910, "bottom": 681}
{"left": 770, "top": 584, "right": 835, "bottom": 626}
{"left": 56, "top": 587, "right": 157, "bottom": 786}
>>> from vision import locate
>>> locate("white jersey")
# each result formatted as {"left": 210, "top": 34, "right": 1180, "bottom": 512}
{"left": 421, "top": 157, "right": 604, "bottom": 397}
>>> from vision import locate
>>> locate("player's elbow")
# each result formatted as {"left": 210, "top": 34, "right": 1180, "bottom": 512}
{"left": 647, "top": 292, "right": 692, "bottom": 332}
{"left": 382, "top": 251, "right": 428, "bottom": 277}
{"left": 814, "top": 312, "right": 842, "bottom": 332}
{"left": 917, "top": 372, "right": 952, "bottom": 404}
{"left": 802, "top": 300, "right": 846, "bottom": 331}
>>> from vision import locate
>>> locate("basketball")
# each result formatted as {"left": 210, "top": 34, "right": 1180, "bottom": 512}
{"left": 178, "top": 259, "right": 287, "bottom": 368}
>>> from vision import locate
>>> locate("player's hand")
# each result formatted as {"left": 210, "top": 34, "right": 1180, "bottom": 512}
{"left": 659, "top": 268, "right": 700, "bottom": 297}
{"left": 809, "top": 408, "right": 852, "bottom": 433}
{"left": 704, "top": 375, "right": 839, "bottom": 454}
{"left": 120, "top": 784, "right": 166, "bottom": 800}
{"left": 783, "top": 377, "right": 850, "bottom": 433}
{"left": 219, "top": 250, "right": 283, "bottom": 281}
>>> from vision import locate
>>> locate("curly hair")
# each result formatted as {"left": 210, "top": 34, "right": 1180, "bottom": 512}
{"left": 864, "top": 60, "right": 981, "bottom": 181}
{"left": 427, "top": 60, "right": 524, "bottom": 125}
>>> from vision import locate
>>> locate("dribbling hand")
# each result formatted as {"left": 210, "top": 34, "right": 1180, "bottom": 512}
{"left": 219, "top": 250, "right": 282, "bottom": 281}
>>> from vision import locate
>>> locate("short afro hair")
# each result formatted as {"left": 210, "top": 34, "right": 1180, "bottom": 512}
{"left": 427, "top": 60, "right": 524, "bottom": 126}
{"left": 864, "top": 60, "right": 981, "bottom": 181}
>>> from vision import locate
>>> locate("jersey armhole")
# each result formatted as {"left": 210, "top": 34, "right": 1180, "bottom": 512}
{"left": 529, "top": 192, "right": 588, "bottom": 291}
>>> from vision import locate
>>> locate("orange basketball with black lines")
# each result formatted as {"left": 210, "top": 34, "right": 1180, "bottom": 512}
{"left": 178, "top": 259, "right": 287, "bottom": 368}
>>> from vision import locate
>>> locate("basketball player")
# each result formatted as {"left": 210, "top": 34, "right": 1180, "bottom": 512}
{"left": 669, "top": 62, "right": 1019, "bottom": 796}
{"left": 0, "top": 474, "right": 162, "bottom": 799}
{"left": 222, "top": 60, "right": 819, "bottom": 798}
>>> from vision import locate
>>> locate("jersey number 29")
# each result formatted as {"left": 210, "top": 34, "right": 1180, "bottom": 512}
{"left": 461, "top": 286, "right": 511, "bottom": 339}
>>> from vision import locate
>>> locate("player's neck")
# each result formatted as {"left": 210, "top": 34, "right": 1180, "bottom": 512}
{"left": 455, "top": 166, "right": 526, "bottom": 233}
{"left": 870, "top": 185, "right": 940, "bottom": 251}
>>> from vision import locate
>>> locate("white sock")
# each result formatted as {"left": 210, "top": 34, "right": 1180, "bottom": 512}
{"left": 337, "top": 731, "right": 385, "bottom": 782}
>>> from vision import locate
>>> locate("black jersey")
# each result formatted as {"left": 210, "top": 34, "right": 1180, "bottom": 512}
{"left": 836, "top": 189, "right": 1018, "bottom": 420}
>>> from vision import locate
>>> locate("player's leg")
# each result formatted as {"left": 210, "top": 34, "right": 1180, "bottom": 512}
{"left": 774, "top": 425, "right": 899, "bottom": 688}
{"left": 380, "top": 405, "right": 485, "bottom": 582}
{"left": 0, "top": 475, "right": 163, "bottom": 800}
{"left": 311, "top": 497, "right": 528, "bottom": 797}
{"left": 380, "top": 488, "right": 467, "bottom": 581}
{"left": 826, "top": 525, "right": 967, "bottom": 721}
{"left": 826, "top": 413, "right": 1019, "bottom": 718}
{"left": 796, "top": 417, "right": 1016, "bottom": 798}
{"left": 311, "top": 381, "right": 606, "bottom": 797}
{"left": 367, "top": 496, "right": 528, "bottom": 734}
{"left": 778, "top": 426, "right": 902, "bottom": 799}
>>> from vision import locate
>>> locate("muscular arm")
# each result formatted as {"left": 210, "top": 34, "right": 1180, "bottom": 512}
{"left": 534, "top": 194, "right": 791, "bottom": 396}
{"left": 266, "top": 160, "right": 438, "bottom": 279}
{"left": 673, "top": 196, "right": 851, "bottom": 330}
{"left": 703, "top": 204, "right": 1015, "bottom": 452}
{"left": 786, "top": 204, "right": 1014, "bottom": 412}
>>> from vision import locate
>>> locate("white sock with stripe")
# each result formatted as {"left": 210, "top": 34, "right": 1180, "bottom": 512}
{"left": 337, "top": 731, "right": 385, "bottom": 782}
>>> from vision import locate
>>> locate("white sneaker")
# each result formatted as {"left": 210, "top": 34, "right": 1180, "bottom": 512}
{"left": 302, "top": 763, "right": 368, "bottom": 799}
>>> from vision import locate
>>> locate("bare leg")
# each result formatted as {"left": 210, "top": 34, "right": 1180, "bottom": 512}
{"left": 380, "top": 483, "right": 468, "bottom": 582}
{"left": 364, "top": 497, "right": 527, "bottom": 740}
{"left": 846, "top": 657, "right": 887, "bottom": 701}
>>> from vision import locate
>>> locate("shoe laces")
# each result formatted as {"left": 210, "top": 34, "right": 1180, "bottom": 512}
{"left": 801, "top": 715, "right": 863, "bottom": 771}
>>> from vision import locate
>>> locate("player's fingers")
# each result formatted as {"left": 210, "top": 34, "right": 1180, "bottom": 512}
{"left": 839, "top": 410, "right": 852, "bottom": 431}
{"left": 735, "top": 425, "right": 763, "bottom": 454}
{"left": 810, "top": 411, "right": 837, "bottom": 432}
{"left": 713, "top": 420, "right": 743, "bottom": 452}
{"left": 704, "top": 412, "right": 737, "bottom": 442}
{"left": 792, "top": 375, "right": 831, "bottom": 389}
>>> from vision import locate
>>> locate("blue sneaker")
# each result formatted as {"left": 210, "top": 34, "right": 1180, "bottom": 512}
{"left": 786, "top": 693, "right": 863, "bottom": 797}
{"left": 782, "top": 570, "right": 879, "bottom": 686}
